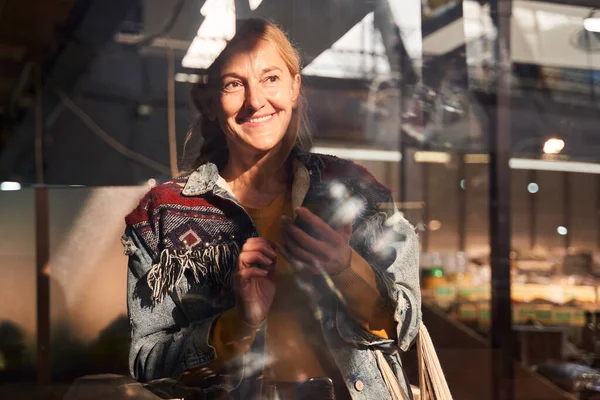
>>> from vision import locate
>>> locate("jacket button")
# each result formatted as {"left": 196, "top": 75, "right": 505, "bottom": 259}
{"left": 354, "top": 380, "right": 364, "bottom": 392}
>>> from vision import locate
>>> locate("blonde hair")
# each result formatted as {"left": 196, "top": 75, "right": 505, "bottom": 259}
{"left": 184, "top": 18, "right": 311, "bottom": 172}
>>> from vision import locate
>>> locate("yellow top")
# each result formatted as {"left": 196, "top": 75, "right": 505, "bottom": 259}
{"left": 207, "top": 190, "right": 396, "bottom": 381}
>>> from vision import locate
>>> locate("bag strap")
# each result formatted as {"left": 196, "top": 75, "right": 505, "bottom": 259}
{"left": 375, "top": 349, "right": 411, "bottom": 400}
{"left": 418, "top": 323, "right": 453, "bottom": 400}
{"left": 375, "top": 322, "right": 453, "bottom": 400}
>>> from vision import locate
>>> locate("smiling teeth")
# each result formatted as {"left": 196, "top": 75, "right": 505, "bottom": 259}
{"left": 249, "top": 114, "right": 273, "bottom": 123}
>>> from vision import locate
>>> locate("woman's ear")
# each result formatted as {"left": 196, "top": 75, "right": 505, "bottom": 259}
{"left": 291, "top": 74, "right": 301, "bottom": 107}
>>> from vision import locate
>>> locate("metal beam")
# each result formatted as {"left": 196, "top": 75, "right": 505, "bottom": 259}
{"left": 489, "top": 1, "right": 514, "bottom": 400}
{"left": 0, "top": 0, "right": 138, "bottom": 181}
{"left": 373, "top": 0, "right": 417, "bottom": 86}
{"left": 458, "top": 153, "right": 467, "bottom": 252}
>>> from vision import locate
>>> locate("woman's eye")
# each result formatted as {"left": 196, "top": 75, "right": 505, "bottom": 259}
{"left": 265, "top": 75, "right": 280, "bottom": 83}
{"left": 223, "top": 81, "right": 243, "bottom": 92}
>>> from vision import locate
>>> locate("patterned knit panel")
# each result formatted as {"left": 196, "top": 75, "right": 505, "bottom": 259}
{"left": 125, "top": 180, "right": 253, "bottom": 260}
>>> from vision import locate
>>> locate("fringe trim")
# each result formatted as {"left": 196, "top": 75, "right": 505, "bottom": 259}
{"left": 146, "top": 241, "right": 240, "bottom": 302}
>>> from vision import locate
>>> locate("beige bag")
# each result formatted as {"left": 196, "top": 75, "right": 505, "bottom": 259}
{"left": 375, "top": 322, "right": 453, "bottom": 400}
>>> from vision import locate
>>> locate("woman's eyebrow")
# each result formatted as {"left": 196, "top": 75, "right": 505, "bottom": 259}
{"left": 221, "top": 72, "right": 243, "bottom": 80}
{"left": 221, "top": 66, "right": 283, "bottom": 80}
{"left": 261, "top": 66, "right": 282, "bottom": 74}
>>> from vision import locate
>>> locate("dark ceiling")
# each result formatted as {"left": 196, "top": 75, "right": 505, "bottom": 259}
{"left": 0, "top": 0, "right": 74, "bottom": 121}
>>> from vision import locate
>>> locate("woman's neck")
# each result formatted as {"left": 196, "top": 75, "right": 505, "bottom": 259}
{"left": 222, "top": 148, "right": 291, "bottom": 208}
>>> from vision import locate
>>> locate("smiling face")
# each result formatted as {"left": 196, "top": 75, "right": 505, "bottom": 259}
{"left": 214, "top": 38, "right": 301, "bottom": 159}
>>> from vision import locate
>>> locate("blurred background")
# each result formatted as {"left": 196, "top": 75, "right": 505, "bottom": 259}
{"left": 1, "top": 0, "right": 600, "bottom": 399}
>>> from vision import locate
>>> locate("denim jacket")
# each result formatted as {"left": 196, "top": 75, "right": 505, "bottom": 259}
{"left": 123, "top": 149, "right": 422, "bottom": 399}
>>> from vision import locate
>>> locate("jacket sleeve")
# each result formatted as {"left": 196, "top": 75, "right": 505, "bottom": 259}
{"left": 124, "top": 226, "right": 245, "bottom": 389}
{"left": 337, "top": 194, "right": 422, "bottom": 352}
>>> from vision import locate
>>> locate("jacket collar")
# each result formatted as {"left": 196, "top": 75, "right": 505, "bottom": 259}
{"left": 182, "top": 146, "right": 323, "bottom": 197}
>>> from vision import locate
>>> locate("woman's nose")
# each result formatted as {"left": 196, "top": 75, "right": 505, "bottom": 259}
{"left": 244, "top": 83, "right": 266, "bottom": 111}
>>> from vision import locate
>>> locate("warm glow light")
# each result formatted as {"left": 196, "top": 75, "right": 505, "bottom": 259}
{"left": 464, "top": 154, "right": 489, "bottom": 164}
{"left": 584, "top": 17, "right": 600, "bottom": 33}
{"left": 147, "top": 179, "right": 157, "bottom": 187}
{"left": 428, "top": 220, "right": 442, "bottom": 231}
{"left": 0, "top": 181, "right": 21, "bottom": 191}
{"left": 543, "top": 138, "right": 565, "bottom": 155}
{"left": 527, "top": 182, "right": 539, "bottom": 194}
{"left": 414, "top": 151, "right": 451, "bottom": 163}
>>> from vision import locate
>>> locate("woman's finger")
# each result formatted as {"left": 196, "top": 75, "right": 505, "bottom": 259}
{"left": 282, "top": 237, "right": 319, "bottom": 265}
{"left": 242, "top": 238, "right": 277, "bottom": 257}
{"left": 294, "top": 207, "right": 337, "bottom": 241}
{"left": 237, "top": 267, "right": 269, "bottom": 280}
{"left": 238, "top": 251, "right": 275, "bottom": 269}
{"left": 337, "top": 222, "right": 353, "bottom": 237}
{"left": 277, "top": 244, "right": 321, "bottom": 275}
{"left": 281, "top": 217, "right": 330, "bottom": 258}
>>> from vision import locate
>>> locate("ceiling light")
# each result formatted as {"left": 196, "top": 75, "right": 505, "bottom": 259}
{"left": 557, "top": 226, "right": 568, "bottom": 236}
{"left": 509, "top": 158, "right": 600, "bottom": 174}
{"left": 174, "top": 73, "right": 189, "bottom": 82}
{"left": 174, "top": 73, "right": 202, "bottom": 83}
{"left": 584, "top": 11, "right": 600, "bottom": 33}
{"left": 543, "top": 138, "right": 565, "bottom": 155}
{"left": 584, "top": 17, "right": 600, "bottom": 33}
{"left": 311, "top": 147, "right": 402, "bottom": 162}
{"left": 0, "top": 181, "right": 21, "bottom": 191}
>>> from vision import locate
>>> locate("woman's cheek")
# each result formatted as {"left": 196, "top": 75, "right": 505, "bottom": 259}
{"left": 265, "top": 86, "right": 283, "bottom": 99}
{"left": 220, "top": 92, "right": 244, "bottom": 114}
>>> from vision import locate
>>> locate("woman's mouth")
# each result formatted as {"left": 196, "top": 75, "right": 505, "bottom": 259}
{"left": 238, "top": 112, "right": 278, "bottom": 125}
{"left": 249, "top": 114, "right": 274, "bottom": 123}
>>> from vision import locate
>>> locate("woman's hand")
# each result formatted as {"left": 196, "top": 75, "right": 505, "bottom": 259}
{"left": 280, "top": 206, "right": 352, "bottom": 276}
{"left": 234, "top": 238, "right": 277, "bottom": 326}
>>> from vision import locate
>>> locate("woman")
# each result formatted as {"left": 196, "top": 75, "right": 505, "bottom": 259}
{"left": 123, "top": 18, "right": 421, "bottom": 400}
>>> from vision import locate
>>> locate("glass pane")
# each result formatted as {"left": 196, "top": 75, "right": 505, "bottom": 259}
{"left": 535, "top": 171, "right": 565, "bottom": 251}
{"left": 569, "top": 173, "right": 597, "bottom": 252}
{"left": 511, "top": 169, "right": 531, "bottom": 252}
{"left": 48, "top": 186, "right": 147, "bottom": 380}
{"left": 0, "top": 189, "right": 36, "bottom": 381}
{"left": 427, "top": 160, "right": 459, "bottom": 252}
{"left": 1, "top": 0, "right": 600, "bottom": 399}
{"left": 465, "top": 160, "right": 489, "bottom": 256}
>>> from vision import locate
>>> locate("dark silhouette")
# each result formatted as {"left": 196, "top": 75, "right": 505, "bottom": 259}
{"left": 88, "top": 315, "right": 131, "bottom": 375}
{"left": 51, "top": 320, "right": 89, "bottom": 382}
{"left": 0, "top": 320, "right": 35, "bottom": 382}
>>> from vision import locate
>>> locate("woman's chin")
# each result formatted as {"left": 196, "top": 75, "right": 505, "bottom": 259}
{"left": 244, "top": 139, "right": 285, "bottom": 155}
